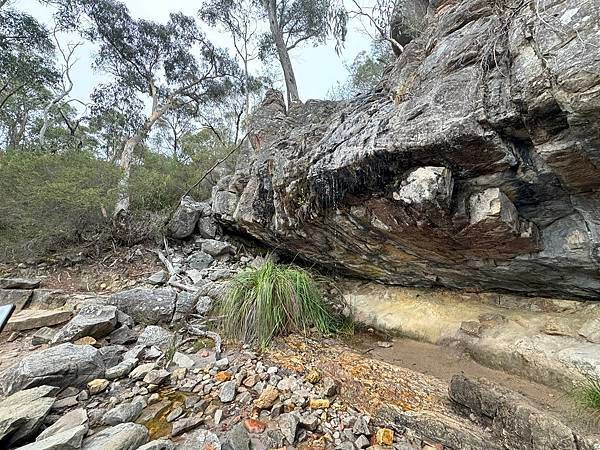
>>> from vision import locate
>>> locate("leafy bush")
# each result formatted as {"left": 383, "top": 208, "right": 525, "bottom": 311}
{"left": 217, "top": 261, "right": 337, "bottom": 347}
{"left": 0, "top": 148, "right": 231, "bottom": 261}
{"left": 0, "top": 150, "right": 120, "bottom": 260}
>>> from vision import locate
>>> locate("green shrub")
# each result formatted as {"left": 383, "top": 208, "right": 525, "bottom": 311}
{"left": 0, "top": 145, "right": 235, "bottom": 261}
{"left": 573, "top": 376, "right": 600, "bottom": 412}
{"left": 0, "top": 150, "right": 120, "bottom": 260}
{"left": 217, "top": 261, "right": 337, "bottom": 347}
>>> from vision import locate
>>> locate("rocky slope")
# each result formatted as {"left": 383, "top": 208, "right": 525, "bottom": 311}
{"left": 212, "top": 0, "right": 600, "bottom": 299}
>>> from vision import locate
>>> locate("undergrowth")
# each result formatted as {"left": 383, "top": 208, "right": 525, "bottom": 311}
{"left": 216, "top": 261, "right": 342, "bottom": 347}
{"left": 572, "top": 376, "right": 600, "bottom": 414}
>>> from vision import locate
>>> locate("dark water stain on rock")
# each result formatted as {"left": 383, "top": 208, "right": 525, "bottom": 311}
{"left": 139, "top": 388, "right": 190, "bottom": 440}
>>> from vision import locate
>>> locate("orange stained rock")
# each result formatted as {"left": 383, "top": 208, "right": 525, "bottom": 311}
{"left": 309, "top": 399, "right": 330, "bottom": 409}
{"left": 243, "top": 418, "right": 267, "bottom": 433}
{"left": 266, "top": 335, "right": 444, "bottom": 417}
{"left": 215, "top": 370, "right": 232, "bottom": 382}
{"left": 375, "top": 427, "right": 394, "bottom": 446}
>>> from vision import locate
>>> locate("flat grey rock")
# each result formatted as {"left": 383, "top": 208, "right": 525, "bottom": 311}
{"left": 1, "top": 343, "right": 105, "bottom": 395}
{"left": 6, "top": 309, "right": 72, "bottom": 332}
{"left": 0, "top": 277, "right": 41, "bottom": 289}
{"left": 187, "top": 251, "right": 214, "bottom": 270}
{"left": 107, "top": 288, "right": 176, "bottom": 324}
{"left": 107, "top": 325, "right": 137, "bottom": 345}
{"left": 81, "top": 422, "right": 148, "bottom": 450}
{"left": 16, "top": 424, "right": 87, "bottom": 450}
{"left": 170, "top": 415, "right": 203, "bottom": 437}
{"left": 578, "top": 317, "right": 600, "bottom": 344}
{"left": 102, "top": 401, "right": 144, "bottom": 426}
{"left": 106, "top": 358, "right": 138, "bottom": 380}
{"left": 137, "top": 440, "right": 175, "bottom": 450}
{"left": 31, "top": 327, "right": 58, "bottom": 346}
{"left": 148, "top": 270, "right": 169, "bottom": 285}
{"left": 201, "top": 239, "right": 235, "bottom": 257}
{"left": 0, "top": 386, "right": 57, "bottom": 445}
{"left": 52, "top": 304, "right": 118, "bottom": 343}
{"left": 0, "top": 289, "right": 32, "bottom": 312}
{"left": 219, "top": 380, "right": 236, "bottom": 403}
{"left": 137, "top": 325, "right": 173, "bottom": 350}
{"left": 176, "top": 430, "right": 220, "bottom": 450}
{"left": 36, "top": 408, "right": 88, "bottom": 441}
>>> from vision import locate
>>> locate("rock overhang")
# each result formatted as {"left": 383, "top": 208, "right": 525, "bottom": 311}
{"left": 211, "top": 0, "right": 600, "bottom": 299}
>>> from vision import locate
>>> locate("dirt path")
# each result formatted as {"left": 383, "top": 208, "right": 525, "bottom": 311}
{"left": 347, "top": 333, "right": 569, "bottom": 414}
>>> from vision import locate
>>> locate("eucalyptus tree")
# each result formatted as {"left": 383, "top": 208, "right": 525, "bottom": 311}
{"left": 338, "top": 0, "right": 428, "bottom": 55}
{"left": 0, "top": 5, "right": 58, "bottom": 113}
{"left": 38, "top": 29, "right": 82, "bottom": 148}
{"left": 88, "top": 83, "right": 144, "bottom": 162}
{"left": 57, "top": 0, "right": 238, "bottom": 218}
{"left": 0, "top": 83, "right": 51, "bottom": 150}
{"left": 154, "top": 105, "right": 199, "bottom": 161}
{"left": 256, "top": 0, "right": 347, "bottom": 104}
{"left": 200, "top": 0, "right": 261, "bottom": 116}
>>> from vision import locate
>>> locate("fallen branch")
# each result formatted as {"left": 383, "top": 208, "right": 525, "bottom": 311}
{"left": 166, "top": 132, "right": 250, "bottom": 226}
{"left": 187, "top": 324, "right": 223, "bottom": 360}
{"left": 181, "top": 132, "right": 249, "bottom": 200}
{"left": 157, "top": 250, "right": 176, "bottom": 276}
{"left": 168, "top": 279, "right": 198, "bottom": 292}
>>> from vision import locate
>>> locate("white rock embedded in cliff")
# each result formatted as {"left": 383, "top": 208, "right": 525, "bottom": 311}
{"left": 394, "top": 166, "right": 453, "bottom": 208}
{"left": 469, "top": 188, "right": 519, "bottom": 233}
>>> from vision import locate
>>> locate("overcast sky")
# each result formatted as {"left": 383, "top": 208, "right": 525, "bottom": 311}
{"left": 18, "top": 0, "right": 374, "bottom": 104}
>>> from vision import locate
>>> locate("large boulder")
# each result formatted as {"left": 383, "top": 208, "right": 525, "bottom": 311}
{"left": 16, "top": 425, "right": 87, "bottom": 450}
{"left": 0, "top": 289, "right": 32, "bottom": 312}
{"left": 0, "top": 386, "right": 57, "bottom": 446}
{"left": 0, "top": 277, "right": 41, "bottom": 289}
{"left": 168, "top": 196, "right": 211, "bottom": 239}
{"left": 211, "top": 0, "right": 600, "bottom": 300}
{"left": 106, "top": 288, "right": 176, "bottom": 324}
{"left": 1, "top": 344, "right": 105, "bottom": 395}
{"left": 81, "top": 422, "right": 148, "bottom": 450}
{"left": 52, "top": 305, "right": 118, "bottom": 344}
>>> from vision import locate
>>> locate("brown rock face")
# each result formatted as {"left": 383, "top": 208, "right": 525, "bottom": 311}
{"left": 212, "top": 0, "right": 600, "bottom": 299}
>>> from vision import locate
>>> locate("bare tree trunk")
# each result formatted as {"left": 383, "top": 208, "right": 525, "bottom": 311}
{"left": 39, "top": 92, "right": 69, "bottom": 147}
{"left": 243, "top": 57, "right": 250, "bottom": 117}
{"left": 114, "top": 100, "right": 172, "bottom": 217}
{"left": 266, "top": 0, "right": 300, "bottom": 104}
{"left": 40, "top": 35, "right": 79, "bottom": 148}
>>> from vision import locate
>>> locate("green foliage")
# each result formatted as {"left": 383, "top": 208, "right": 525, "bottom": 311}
{"left": 0, "top": 6, "right": 58, "bottom": 113}
{"left": 0, "top": 145, "right": 231, "bottom": 261}
{"left": 217, "top": 261, "right": 337, "bottom": 347}
{"left": 573, "top": 376, "right": 600, "bottom": 413}
{"left": 328, "top": 43, "right": 393, "bottom": 99}
{"left": 258, "top": 0, "right": 344, "bottom": 59}
{"left": 0, "top": 150, "right": 119, "bottom": 260}
{"left": 129, "top": 152, "right": 214, "bottom": 212}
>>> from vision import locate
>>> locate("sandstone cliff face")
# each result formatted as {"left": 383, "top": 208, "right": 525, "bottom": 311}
{"left": 212, "top": 0, "right": 600, "bottom": 299}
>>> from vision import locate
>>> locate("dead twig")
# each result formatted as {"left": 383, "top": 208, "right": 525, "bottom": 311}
{"left": 168, "top": 279, "right": 198, "bottom": 292}
{"left": 187, "top": 324, "right": 223, "bottom": 360}
{"left": 157, "top": 250, "right": 176, "bottom": 276}
{"left": 165, "top": 132, "right": 250, "bottom": 226}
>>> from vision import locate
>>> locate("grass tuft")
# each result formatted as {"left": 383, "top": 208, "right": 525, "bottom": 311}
{"left": 573, "top": 376, "right": 600, "bottom": 412}
{"left": 216, "top": 261, "right": 337, "bottom": 347}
